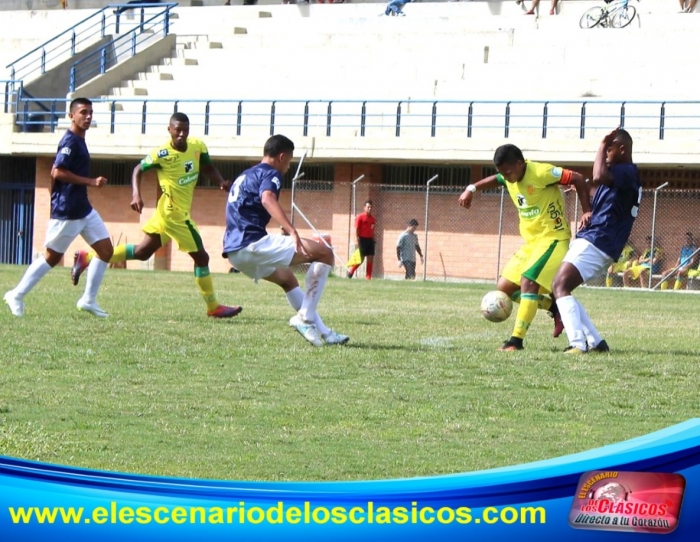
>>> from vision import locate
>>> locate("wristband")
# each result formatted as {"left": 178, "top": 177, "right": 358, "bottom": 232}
{"left": 466, "top": 184, "right": 477, "bottom": 193}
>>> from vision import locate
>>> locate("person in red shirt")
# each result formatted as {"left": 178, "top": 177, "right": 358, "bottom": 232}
{"left": 347, "top": 200, "right": 377, "bottom": 279}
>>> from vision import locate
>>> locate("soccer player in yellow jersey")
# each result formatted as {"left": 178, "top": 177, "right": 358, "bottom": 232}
{"left": 71, "top": 112, "right": 241, "bottom": 318}
{"left": 458, "top": 144, "right": 591, "bottom": 351}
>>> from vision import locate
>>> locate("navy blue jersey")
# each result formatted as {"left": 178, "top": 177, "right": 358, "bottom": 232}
{"left": 223, "top": 163, "right": 283, "bottom": 254}
{"left": 577, "top": 163, "right": 641, "bottom": 261}
{"left": 51, "top": 130, "right": 92, "bottom": 220}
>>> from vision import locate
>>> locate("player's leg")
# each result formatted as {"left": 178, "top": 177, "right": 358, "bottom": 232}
{"left": 74, "top": 211, "right": 113, "bottom": 317}
{"left": 71, "top": 212, "right": 166, "bottom": 285}
{"left": 176, "top": 219, "right": 240, "bottom": 318}
{"left": 289, "top": 238, "right": 334, "bottom": 325}
{"left": 405, "top": 260, "right": 416, "bottom": 280}
{"left": 265, "top": 267, "right": 348, "bottom": 346}
{"left": 553, "top": 239, "right": 611, "bottom": 353}
{"left": 364, "top": 239, "right": 375, "bottom": 279}
{"left": 4, "top": 219, "right": 81, "bottom": 316}
{"left": 498, "top": 246, "right": 533, "bottom": 351}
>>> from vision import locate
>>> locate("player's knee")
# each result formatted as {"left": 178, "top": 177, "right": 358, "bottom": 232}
{"left": 97, "top": 246, "right": 114, "bottom": 262}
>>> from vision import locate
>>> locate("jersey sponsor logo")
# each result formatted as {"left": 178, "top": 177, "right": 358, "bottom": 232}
{"left": 551, "top": 167, "right": 563, "bottom": 179}
{"left": 157, "top": 149, "right": 168, "bottom": 158}
{"left": 518, "top": 206, "right": 541, "bottom": 219}
{"left": 60, "top": 147, "right": 71, "bottom": 156}
{"left": 184, "top": 160, "right": 194, "bottom": 173}
{"left": 177, "top": 172, "right": 199, "bottom": 186}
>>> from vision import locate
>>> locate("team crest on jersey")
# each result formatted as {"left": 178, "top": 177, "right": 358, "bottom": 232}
{"left": 527, "top": 185, "right": 535, "bottom": 195}
{"left": 157, "top": 149, "right": 168, "bottom": 158}
{"left": 517, "top": 194, "right": 527, "bottom": 207}
{"left": 551, "top": 167, "right": 562, "bottom": 179}
{"left": 184, "top": 161, "right": 194, "bottom": 173}
{"left": 60, "top": 147, "right": 71, "bottom": 156}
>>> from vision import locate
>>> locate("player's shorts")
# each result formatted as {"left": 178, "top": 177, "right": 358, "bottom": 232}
{"left": 142, "top": 211, "right": 203, "bottom": 254}
{"left": 627, "top": 263, "right": 651, "bottom": 280}
{"left": 226, "top": 234, "right": 296, "bottom": 281}
{"left": 688, "top": 269, "right": 700, "bottom": 279}
{"left": 562, "top": 238, "right": 614, "bottom": 283}
{"left": 609, "top": 260, "right": 631, "bottom": 274}
{"left": 358, "top": 237, "right": 375, "bottom": 257}
{"left": 501, "top": 238, "right": 569, "bottom": 293}
{"left": 44, "top": 209, "right": 110, "bottom": 253}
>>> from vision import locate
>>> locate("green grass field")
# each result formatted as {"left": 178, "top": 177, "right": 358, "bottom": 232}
{"left": 1, "top": 264, "right": 698, "bottom": 482}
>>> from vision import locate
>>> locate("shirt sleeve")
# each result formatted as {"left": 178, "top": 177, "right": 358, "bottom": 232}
{"left": 198, "top": 140, "right": 212, "bottom": 166}
{"left": 53, "top": 142, "right": 76, "bottom": 170}
{"left": 140, "top": 148, "right": 164, "bottom": 172}
{"left": 259, "top": 170, "right": 282, "bottom": 198}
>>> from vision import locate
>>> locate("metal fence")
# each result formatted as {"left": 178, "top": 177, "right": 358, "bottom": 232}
{"left": 288, "top": 180, "right": 700, "bottom": 290}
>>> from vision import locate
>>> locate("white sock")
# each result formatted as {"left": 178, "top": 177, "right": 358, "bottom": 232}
{"left": 556, "top": 295, "right": 587, "bottom": 350}
{"left": 82, "top": 258, "right": 108, "bottom": 303}
{"left": 578, "top": 304, "right": 603, "bottom": 347}
{"left": 286, "top": 286, "right": 330, "bottom": 336}
{"left": 299, "top": 262, "right": 330, "bottom": 323}
{"left": 13, "top": 258, "right": 52, "bottom": 298}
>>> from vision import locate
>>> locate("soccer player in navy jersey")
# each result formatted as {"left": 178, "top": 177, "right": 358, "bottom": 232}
{"left": 3, "top": 98, "right": 114, "bottom": 318}
{"left": 552, "top": 128, "right": 641, "bottom": 354}
{"left": 223, "top": 135, "right": 348, "bottom": 347}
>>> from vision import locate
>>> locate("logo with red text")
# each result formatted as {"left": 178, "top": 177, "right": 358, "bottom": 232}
{"left": 569, "top": 471, "right": 685, "bottom": 534}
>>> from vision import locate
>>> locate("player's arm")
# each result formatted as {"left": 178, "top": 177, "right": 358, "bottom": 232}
{"left": 457, "top": 175, "right": 500, "bottom": 209}
{"left": 355, "top": 216, "right": 362, "bottom": 247}
{"left": 200, "top": 153, "right": 230, "bottom": 192}
{"left": 591, "top": 128, "right": 618, "bottom": 187}
{"left": 261, "top": 190, "right": 307, "bottom": 256}
{"left": 416, "top": 241, "right": 423, "bottom": 260}
{"left": 51, "top": 166, "right": 106, "bottom": 188}
{"left": 132, "top": 150, "right": 162, "bottom": 213}
{"left": 559, "top": 169, "right": 592, "bottom": 229}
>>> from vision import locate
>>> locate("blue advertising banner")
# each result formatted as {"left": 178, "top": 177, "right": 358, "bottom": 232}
{"left": 1, "top": 419, "right": 699, "bottom": 541}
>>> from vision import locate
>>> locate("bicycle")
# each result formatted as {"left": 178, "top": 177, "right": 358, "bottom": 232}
{"left": 579, "top": 0, "right": 639, "bottom": 29}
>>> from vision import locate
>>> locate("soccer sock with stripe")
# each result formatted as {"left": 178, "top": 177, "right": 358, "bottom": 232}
{"left": 511, "top": 289, "right": 553, "bottom": 312}
{"left": 299, "top": 262, "right": 330, "bottom": 323}
{"left": 194, "top": 267, "right": 219, "bottom": 312}
{"left": 109, "top": 244, "right": 136, "bottom": 263}
{"left": 12, "top": 257, "right": 52, "bottom": 298}
{"left": 286, "top": 286, "right": 330, "bottom": 336}
{"left": 511, "top": 293, "right": 539, "bottom": 340}
{"left": 82, "top": 258, "right": 108, "bottom": 304}
{"left": 605, "top": 274, "right": 613, "bottom": 288}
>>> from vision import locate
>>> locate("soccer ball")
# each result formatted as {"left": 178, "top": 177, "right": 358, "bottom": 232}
{"left": 480, "top": 290, "right": 513, "bottom": 323}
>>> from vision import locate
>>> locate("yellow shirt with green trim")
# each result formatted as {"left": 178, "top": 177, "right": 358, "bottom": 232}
{"left": 496, "top": 160, "right": 570, "bottom": 243}
{"left": 140, "top": 137, "right": 211, "bottom": 220}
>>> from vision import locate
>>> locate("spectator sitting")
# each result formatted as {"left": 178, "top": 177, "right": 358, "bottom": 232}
{"left": 622, "top": 236, "right": 663, "bottom": 288}
{"left": 518, "top": 0, "right": 560, "bottom": 16}
{"left": 380, "top": 0, "right": 413, "bottom": 17}
{"left": 658, "top": 232, "right": 697, "bottom": 290}
{"left": 605, "top": 242, "right": 635, "bottom": 287}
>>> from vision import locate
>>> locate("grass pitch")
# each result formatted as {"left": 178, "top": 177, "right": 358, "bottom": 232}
{"left": 1, "top": 264, "right": 698, "bottom": 481}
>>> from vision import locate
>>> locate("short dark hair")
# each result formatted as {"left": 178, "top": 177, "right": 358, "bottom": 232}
{"left": 408, "top": 219, "right": 418, "bottom": 227}
{"left": 69, "top": 97, "right": 92, "bottom": 112}
{"left": 365, "top": 200, "right": 373, "bottom": 206}
{"left": 264, "top": 134, "right": 294, "bottom": 157}
{"left": 493, "top": 144, "right": 525, "bottom": 166}
{"left": 170, "top": 112, "right": 190, "bottom": 125}
{"left": 615, "top": 128, "right": 633, "bottom": 148}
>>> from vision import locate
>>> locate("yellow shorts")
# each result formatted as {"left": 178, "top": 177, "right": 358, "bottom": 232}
{"left": 687, "top": 269, "right": 700, "bottom": 279}
{"left": 501, "top": 239, "right": 569, "bottom": 294}
{"left": 609, "top": 260, "right": 631, "bottom": 274}
{"left": 142, "top": 212, "right": 204, "bottom": 254}
{"left": 627, "top": 264, "right": 651, "bottom": 280}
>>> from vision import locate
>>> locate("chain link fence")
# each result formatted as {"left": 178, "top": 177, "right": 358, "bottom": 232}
{"left": 289, "top": 179, "right": 700, "bottom": 290}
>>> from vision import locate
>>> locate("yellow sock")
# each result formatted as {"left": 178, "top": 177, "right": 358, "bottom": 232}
{"left": 195, "top": 267, "right": 219, "bottom": 311}
{"left": 109, "top": 244, "right": 135, "bottom": 263}
{"left": 674, "top": 279, "right": 682, "bottom": 290}
{"left": 537, "top": 294, "right": 553, "bottom": 312}
{"left": 605, "top": 274, "right": 613, "bottom": 288}
{"left": 660, "top": 280, "right": 668, "bottom": 290}
{"left": 511, "top": 294, "right": 539, "bottom": 340}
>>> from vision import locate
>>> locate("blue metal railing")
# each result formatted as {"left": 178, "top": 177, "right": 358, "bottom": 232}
{"left": 2, "top": 80, "right": 15, "bottom": 114}
{"left": 11, "top": 98, "right": 700, "bottom": 141}
{"left": 69, "top": 4, "right": 177, "bottom": 92}
{"left": 5, "top": 3, "right": 176, "bottom": 84}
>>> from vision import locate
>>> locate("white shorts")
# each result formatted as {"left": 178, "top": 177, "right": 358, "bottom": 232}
{"left": 44, "top": 209, "right": 110, "bottom": 254}
{"left": 227, "top": 234, "right": 296, "bottom": 281}
{"left": 563, "top": 238, "right": 614, "bottom": 283}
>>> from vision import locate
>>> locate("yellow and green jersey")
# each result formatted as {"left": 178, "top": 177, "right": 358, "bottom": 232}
{"left": 140, "top": 137, "right": 211, "bottom": 220}
{"left": 618, "top": 243, "right": 635, "bottom": 263}
{"left": 497, "top": 160, "right": 572, "bottom": 243}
